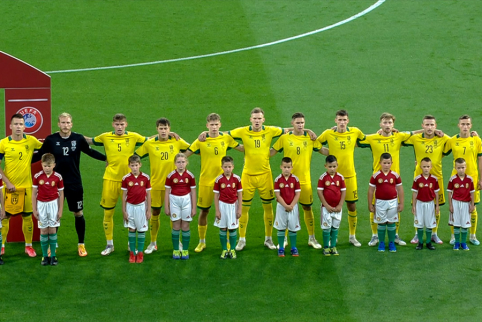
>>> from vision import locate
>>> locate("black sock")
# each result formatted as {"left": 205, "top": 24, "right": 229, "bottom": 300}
{"left": 75, "top": 215, "right": 86, "bottom": 243}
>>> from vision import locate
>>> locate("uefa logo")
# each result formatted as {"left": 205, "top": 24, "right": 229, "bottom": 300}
{"left": 17, "top": 107, "right": 43, "bottom": 134}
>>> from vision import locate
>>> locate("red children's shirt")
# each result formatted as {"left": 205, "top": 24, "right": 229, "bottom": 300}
{"left": 213, "top": 173, "right": 242, "bottom": 204}
{"left": 317, "top": 172, "right": 346, "bottom": 207}
{"left": 121, "top": 172, "right": 151, "bottom": 205}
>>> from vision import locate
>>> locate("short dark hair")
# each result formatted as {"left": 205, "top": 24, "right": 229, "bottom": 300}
{"left": 380, "top": 152, "right": 392, "bottom": 161}
{"left": 455, "top": 157, "right": 466, "bottom": 165}
{"left": 422, "top": 115, "right": 436, "bottom": 122}
{"left": 336, "top": 110, "right": 348, "bottom": 117}
{"left": 459, "top": 114, "right": 471, "bottom": 122}
{"left": 281, "top": 157, "right": 292, "bottom": 165}
{"left": 41, "top": 153, "right": 55, "bottom": 164}
{"left": 325, "top": 155, "right": 337, "bottom": 164}
{"left": 421, "top": 157, "right": 431, "bottom": 163}
{"left": 11, "top": 113, "right": 24, "bottom": 123}
{"left": 128, "top": 155, "right": 141, "bottom": 164}
{"left": 291, "top": 112, "right": 305, "bottom": 120}
{"left": 251, "top": 107, "right": 265, "bottom": 115}
{"left": 221, "top": 156, "right": 234, "bottom": 165}
{"left": 113, "top": 113, "right": 127, "bottom": 122}
{"left": 156, "top": 117, "right": 170, "bottom": 127}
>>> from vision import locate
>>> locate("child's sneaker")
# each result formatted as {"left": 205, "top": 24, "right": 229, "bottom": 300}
{"left": 41, "top": 256, "right": 50, "bottom": 266}
{"left": 388, "top": 241, "right": 397, "bottom": 252}
{"left": 410, "top": 234, "right": 419, "bottom": 244}
{"left": 394, "top": 235, "right": 406, "bottom": 246}
{"left": 426, "top": 242, "right": 436, "bottom": 250}
{"left": 229, "top": 249, "right": 237, "bottom": 259}
{"left": 136, "top": 252, "right": 144, "bottom": 263}
{"left": 145, "top": 244, "right": 158, "bottom": 254}
{"left": 173, "top": 250, "right": 181, "bottom": 259}
{"left": 0, "top": 256, "right": 3, "bottom": 265}
{"left": 415, "top": 243, "right": 423, "bottom": 250}
{"left": 50, "top": 256, "right": 58, "bottom": 266}
{"left": 378, "top": 241, "right": 385, "bottom": 252}
{"left": 278, "top": 249, "right": 285, "bottom": 257}
{"left": 290, "top": 247, "right": 299, "bottom": 257}
{"left": 453, "top": 242, "right": 460, "bottom": 251}
{"left": 431, "top": 234, "right": 443, "bottom": 245}
{"left": 461, "top": 243, "right": 470, "bottom": 251}
{"left": 181, "top": 250, "right": 189, "bottom": 260}
{"left": 220, "top": 250, "right": 228, "bottom": 259}
{"left": 368, "top": 235, "right": 379, "bottom": 247}
{"left": 129, "top": 251, "right": 136, "bottom": 263}
{"left": 330, "top": 247, "right": 339, "bottom": 256}
{"left": 322, "top": 248, "right": 331, "bottom": 256}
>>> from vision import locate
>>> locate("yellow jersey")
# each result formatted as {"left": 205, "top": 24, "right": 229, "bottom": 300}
{"left": 135, "top": 136, "right": 190, "bottom": 190}
{"left": 359, "top": 132, "right": 412, "bottom": 174}
{"left": 404, "top": 133, "right": 450, "bottom": 179}
{"left": 188, "top": 133, "right": 239, "bottom": 186}
{"left": 229, "top": 125, "right": 283, "bottom": 176}
{"left": 444, "top": 135, "right": 482, "bottom": 180}
{"left": 272, "top": 132, "right": 321, "bottom": 184}
{"left": 317, "top": 127, "right": 365, "bottom": 178}
{"left": 94, "top": 131, "right": 147, "bottom": 182}
{"left": 0, "top": 135, "right": 42, "bottom": 188}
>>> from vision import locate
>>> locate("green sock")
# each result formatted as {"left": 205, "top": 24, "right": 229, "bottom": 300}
{"left": 454, "top": 227, "right": 461, "bottom": 243}
{"left": 128, "top": 232, "right": 136, "bottom": 252}
{"left": 387, "top": 223, "right": 396, "bottom": 243}
{"left": 229, "top": 229, "right": 237, "bottom": 249}
{"left": 220, "top": 230, "right": 228, "bottom": 251}
{"left": 425, "top": 228, "right": 432, "bottom": 244}
{"left": 289, "top": 231, "right": 297, "bottom": 248}
{"left": 49, "top": 233, "right": 57, "bottom": 257}
{"left": 322, "top": 229, "right": 330, "bottom": 248}
{"left": 182, "top": 230, "right": 190, "bottom": 250}
{"left": 461, "top": 228, "right": 468, "bottom": 243}
{"left": 172, "top": 229, "right": 180, "bottom": 250}
{"left": 417, "top": 228, "right": 424, "bottom": 243}
{"left": 377, "top": 224, "right": 387, "bottom": 243}
{"left": 137, "top": 232, "right": 146, "bottom": 252}
{"left": 277, "top": 230, "right": 285, "bottom": 250}
{"left": 330, "top": 228, "right": 338, "bottom": 247}
{"left": 40, "top": 234, "right": 49, "bottom": 257}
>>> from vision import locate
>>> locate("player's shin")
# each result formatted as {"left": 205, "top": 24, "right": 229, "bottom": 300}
{"left": 417, "top": 228, "right": 424, "bottom": 244}
{"left": 377, "top": 224, "right": 387, "bottom": 243}
{"left": 149, "top": 214, "right": 160, "bottom": 244}
{"left": 348, "top": 210, "right": 357, "bottom": 236}
{"left": 239, "top": 204, "right": 250, "bottom": 238}
{"left": 330, "top": 228, "right": 338, "bottom": 247}
{"left": 470, "top": 208, "right": 477, "bottom": 235}
{"left": 220, "top": 230, "right": 228, "bottom": 250}
{"left": 461, "top": 228, "right": 468, "bottom": 243}
{"left": 454, "top": 227, "right": 461, "bottom": 243}
{"left": 103, "top": 209, "right": 115, "bottom": 241}
{"left": 128, "top": 232, "right": 136, "bottom": 252}
{"left": 387, "top": 223, "right": 396, "bottom": 243}
{"left": 172, "top": 229, "right": 180, "bottom": 250}
{"left": 181, "top": 230, "right": 190, "bottom": 250}
{"left": 40, "top": 234, "right": 49, "bottom": 257}
{"left": 75, "top": 215, "right": 86, "bottom": 243}
{"left": 395, "top": 215, "right": 400, "bottom": 235}
{"left": 370, "top": 212, "right": 377, "bottom": 235}
{"left": 22, "top": 215, "right": 34, "bottom": 245}
{"left": 303, "top": 209, "right": 315, "bottom": 236}
{"left": 289, "top": 231, "right": 297, "bottom": 248}
{"left": 322, "top": 229, "right": 330, "bottom": 248}
{"left": 49, "top": 233, "right": 58, "bottom": 257}
{"left": 425, "top": 228, "right": 433, "bottom": 244}
{"left": 1, "top": 218, "right": 9, "bottom": 247}
{"left": 198, "top": 225, "right": 207, "bottom": 243}
{"left": 262, "top": 202, "right": 274, "bottom": 237}
{"left": 433, "top": 210, "right": 441, "bottom": 234}
{"left": 277, "top": 230, "right": 285, "bottom": 250}
{"left": 228, "top": 229, "right": 237, "bottom": 248}
{"left": 137, "top": 232, "right": 146, "bottom": 252}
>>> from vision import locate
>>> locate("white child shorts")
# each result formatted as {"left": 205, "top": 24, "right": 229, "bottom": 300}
{"left": 414, "top": 200, "right": 436, "bottom": 229}
{"left": 320, "top": 206, "right": 342, "bottom": 229}
{"left": 274, "top": 203, "right": 301, "bottom": 232}
{"left": 37, "top": 200, "right": 60, "bottom": 229}
{"left": 169, "top": 194, "right": 193, "bottom": 222}
{"left": 449, "top": 199, "right": 471, "bottom": 228}
{"left": 374, "top": 198, "right": 399, "bottom": 224}
{"left": 124, "top": 202, "right": 148, "bottom": 232}
{"left": 214, "top": 200, "right": 239, "bottom": 229}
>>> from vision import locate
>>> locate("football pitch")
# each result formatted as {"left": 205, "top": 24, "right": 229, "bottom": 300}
{"left": 1, "top": 1, "right": 482, "bottom": 321}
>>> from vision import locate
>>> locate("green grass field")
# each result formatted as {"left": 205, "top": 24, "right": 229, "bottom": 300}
{"left": 1, "top": 0, "right": 482, "bottom": 321}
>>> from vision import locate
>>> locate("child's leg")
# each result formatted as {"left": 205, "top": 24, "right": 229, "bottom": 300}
{"left": 322, "top": 229, "right": 331, "bottom": 248}
{"left": 128, "top": 229, "right": 136, "bottom": 253}
{"left": 330, "top": 227, "right": 339, "bottom": 248}
{"left": 277, "top": 230, "right": 285, "bottom": 250}
{"left": 377, "top": 224, "right": 387, "bottom": 243}
{"left": 172, "top": 220, "right": 180, "bottom": 250}
{"left": 228, "top": 229, "right": 237, "bottom": 249}
{"left": 137, "top": 231, "right": 146, "bottom": 252}
{"left": 220, "top": 229, "right": 228, "bottom": 251}
{"left": 288, "top": 231, "right": 297, "bottom": 248}
{"left": 40, "top": 228, "right": 49, "bottom": 257}
{"left": 453, "top": 227, "right": 461, "bottom": 243}
{"left": 48, "top": 227, "right": 58, "bottom": 257}
{"left": 181, "top": 221, "right": 190, "bottom": 250}
{"left": 387, "top": 223, "right": 396, "bottom": 243}
{"left": 417, "top": 228, "right": 424, "bottom": 244}
{"left": 461, "top": 227, "right": 468, "bottom": 243}
{"left": 425, "top": 228, "right": 433, "bottom": 244}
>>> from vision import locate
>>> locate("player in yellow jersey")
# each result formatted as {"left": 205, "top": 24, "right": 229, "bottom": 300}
{"left": 404, "top": 115, "right": 449, "bottom": 245}
{"left": 359, "top": 112, "right": 412, "bottom": 247}
{"left": 317, "top": 110, "right": 366, "bottom": 247}
{"left": 443, "top": 115, "right": 482, "bottom": 245}
{"left": 271, "top": 112, "right": 327, "bottom": 249}
{"left": 0, "top": 114, "right": 43, "bottom": 257}
{"left": 85, "top": 114, "right": 147, "bottom": 255}
{"left": 229, "top": 108, "right": 287, "bottom": 251}
{"left": 184, "top": 113, "right": 244, "bottom": 252}
{"left": 135, "top": 117, "right": 190, "bottom": 254}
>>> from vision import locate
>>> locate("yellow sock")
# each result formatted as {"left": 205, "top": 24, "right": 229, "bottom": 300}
{"left": 103, "top": 209, "right": 115, "bottom": 241}
{"left": 239, "top": 205, "right": 250, "bottom": 238}
{"left": 396, "top": 213, "right": 400, "bottom": 235}
{"left": 303, "top": 209, "right": 314, "bottom": 236}
{"left": 198, "top": 225, "right": 207, "bottom": 240}
{"left": 433, "top": 210, "right": 441, "bottom": 234}
{"left": 262, "top": 202, "right": 274, "bottom": 237}
{"left": 150, "top": 215, "right": 160, "bottom": 243}
{"left": 348, "top": 210, "right": 357, "bottom": 236}
{"left": 2, "top": 218, "right": 10, "bottom": 244}
{"left": 470, "top": 208, "right": 478, "bottom": 235}
{"left": 370, "top": 212, "right": 377, "bottom": 235}
{"left": 451, "top": 225, "right": 454, "bottom": 234}
{"left": 22, "top": 215, "right": 33, "bottom": 244}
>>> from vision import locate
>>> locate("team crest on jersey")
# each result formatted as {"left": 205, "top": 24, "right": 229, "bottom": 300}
{"left": 390, "top": 138, "right": 395, "bottom": 147}
{"left": 221, "top": 142, "right": 225, "bottom": 147}
{"left": 169, "top": 145, "right": 174, "bottom": 153}
{"left": 289, "top": 142, "right": 294, "bottom": 146}
{"left": 140, "top": 181, "right": 144, "bottom": 186}
{"left": 71, "top": 141, "right": 76, "bottom": 151}
{"left": 378, "top": 179, "right": 383, "bottom": 184}
{"left": 279, "top": 183, "right": 285, "bottom": 188}
{"left": 185, "top": 178, "right": 189, "bottom": 184}
{"left": 336, "top": 181, "right": 339, "bottom": 186}
{"left": 434, "top": 140, "right": 438, "bottom": 148}
{"left": 262, "top": 134, "right": 266, "bottom": 141}
{"left": 429, "top": 183, "right": 432, "bottom": 188}
{"left": 465, "top": 183, "right": 469, "bottom": 188}
{"left": 303, "top": 141, "right": 307, "bottom": 148}
{"left": 390, "top": 179, "right": 393, "bottom": 184}
{"left": 51, "top": 181, "right": 55, "bottom": 186}
{"left": 173, "top": 178, "right": 179, "bottom": 183}
{"left": 454, "top": 183, "right": 459, "bottom": 188}
{"left": 419, "top": 183, "right": 424, "bottom": 188}
{"left": 290, "top": 183, "right": 294, "bottom": 188}
{"left": 155, "top": 147, "right": 159, "bottom": 151}
{"left": 17, "top": 107, "right": 44, "bottom": 134}
{"left": 207, "top": 143, "right": 211, "bottom": 148}
{"left": 25, "top": 145, "right": 29, "bottom": 151}
{"left": 233, "top": 183, "right": 236, "bottom": 188}
{"left": 221, "top": 183, "right": 226, "bottom": 189}
{"left": 39, "top": 180, "right": 44, "bottom": 185}
{"left": 325, "top": 181, "right": 331, "bottom": 186}
{"left": 125, "top": 138, "right": 130, "bottom": 146}
{"left": 128, "top": 181, "right": 134, "bottom": 186}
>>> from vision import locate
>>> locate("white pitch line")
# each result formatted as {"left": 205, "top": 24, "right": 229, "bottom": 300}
{"left": 45, "top": 0, "right": 385, "bottom": 74}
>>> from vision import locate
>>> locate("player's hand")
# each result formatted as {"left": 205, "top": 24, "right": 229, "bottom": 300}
{"left": 435, "top": 129, "right": 445, "bottom": 137}
{"left": 368, "top": 204, "right": 375, "bottom": 213}
{"left": 6, "top": 182, "right": 15, "bottom": 192}
{"left": 169, "top": 132, "right": 180, "bottom": 141}
{"left": 32, "top": 211, "right": 38, "bottom": 220}
{"left": 307, "top": 129, "right": 317, "bottom": 141}
{"left": 146, "top": 210, "right": 152, "bottom": 220}
{"left": 191, "top": 208, "right": 197, "bottom": 217}
{"left": 0, "top": 209, "right": 4, "bottom": 220}
{"left": 334, "top": 205, "right": 342, "bottom": 212}
{"left": 434, "top": 205, "right": 439, "bottom": 215}
{"left": 398, "top": 204, "right": 404, "bottom": 212}
{"left": 469, "top": 204, "right": 475, "bottom": 213}
{"left": 284, "top": 206, "right": 292, "bottom": 212}
{"left": 57, "top": 211, "right": 62, "bottom": 221}
{"left": 236, "top": 211, "right": 242, "bottom": 219}
{"left": 478, "top": 181, "right": 482, "bottom": 191}
{"left": 215, "top": 211, "right": 221, "bottom": 220}
{"left": 123, "top": 211, "right": 128, "bottom": 222}
{"left": 165, "top": 208, "right": 170, "bottom": 216}
{"left": 449, "top": 205, "right": 454, "bottom": 214}
{"left": 471, "top": 130, "right": 479, "bottom": 137}
{"left": 198, "top": 131, "right": 208, "bottom": 142}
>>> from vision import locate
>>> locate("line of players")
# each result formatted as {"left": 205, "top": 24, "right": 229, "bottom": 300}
{"left": 0, "top": 109, "right": 479, "bottom": 263}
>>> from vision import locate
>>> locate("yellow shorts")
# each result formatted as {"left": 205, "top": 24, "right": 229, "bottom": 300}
{"left": 151, "top": 189, "right": 165, "bottom": 209}
{"left": 436, "top": 178, "right": 446, "bottom": 206}
{"left": 197, "top": 185, "right": 214, "bottom": 209}
{"left": 100, "top": 179, "right": 122, "bottom": 209}
{"left": 242, "top": 172, "right": 274, "bottom": 202}
{"left": 344, "top": 176, "right": 358, "bottom": 203}
{"left": 299, "top": 182, "right": 313, "bottom": 206}
{"left": 4, "top": 186, "right": 33, "bottom": 214}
